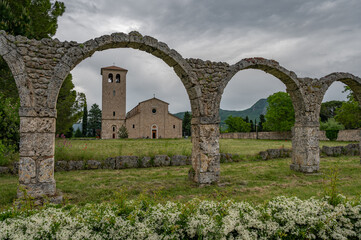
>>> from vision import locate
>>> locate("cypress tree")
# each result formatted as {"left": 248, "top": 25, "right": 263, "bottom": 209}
{"left": 82, "top": 103, "right": 88, "bottom": 137}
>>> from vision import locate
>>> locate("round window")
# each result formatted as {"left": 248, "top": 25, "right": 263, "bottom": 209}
{"left": 152, "top": 108, "right": 156, "bottom": 113}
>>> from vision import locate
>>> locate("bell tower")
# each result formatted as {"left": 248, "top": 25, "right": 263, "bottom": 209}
{"left": 100, "top": 66, "right": 127, "bottom": 139}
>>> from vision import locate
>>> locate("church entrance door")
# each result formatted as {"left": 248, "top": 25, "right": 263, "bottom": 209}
{"left": 152, "top": 130, "right": 157, "bottom": 139}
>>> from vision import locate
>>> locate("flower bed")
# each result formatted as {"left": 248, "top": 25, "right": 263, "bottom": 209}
{"left": 1, "top": 196, "right": 361, "bottom": 239}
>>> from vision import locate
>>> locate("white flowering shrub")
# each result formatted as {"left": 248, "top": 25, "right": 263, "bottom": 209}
{"left": 1, "top": 196, "right": 361, "bottom": 239}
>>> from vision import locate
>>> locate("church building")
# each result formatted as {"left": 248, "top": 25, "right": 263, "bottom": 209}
{"left": 100, "top": 66, "right": 182, "bottom": 139}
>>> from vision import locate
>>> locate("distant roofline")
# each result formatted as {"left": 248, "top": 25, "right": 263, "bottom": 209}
{"left": 138, "top": 97, "right": 169, "bottom": 105}
{"left": 101, "top": 65, "right": 128, "bottom": 75}
{"left": 169, "top": 113, "right": 182, "bottom": 120}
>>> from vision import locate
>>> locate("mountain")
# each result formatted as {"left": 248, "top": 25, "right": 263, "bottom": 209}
{"left": 173, "top": 98, "right": 268, "bottom": 125}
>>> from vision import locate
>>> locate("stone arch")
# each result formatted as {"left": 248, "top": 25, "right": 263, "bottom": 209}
{"left": 47, "top": 31, "right": 198, "bottom": 109}
{"left": 222, "top": 57, "right": 305, "bottom": 121}
{"left": 0, "top": 33, "right": 30, "bottom": 109}
{"left": 319, "top": 72, "right": 361, "bottom": 107}
{"left": 220, "top": 58, "right": 320, "bottom": 173}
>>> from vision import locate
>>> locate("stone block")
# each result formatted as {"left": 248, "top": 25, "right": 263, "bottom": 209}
{"left": 18, "top": 182, "right": 56, "bottom": 198}
{"left": 87, "top": 160, "right": 101, "bottom": 170}
{"left": 38, "top": 158, "right": 54, "bottom": 183}
{"left": 115, "top": 156, "right": 138, "bottom": 169}
{"left": 104, "top": 157, "right": 116, "bottom": 169}
{"left": 171, "top": 155, "right": 188, "bottom": 166}
{"left": 139, "top": 156, "right": 152, "bottom": 168}
{"left": 68, "top": 161, "right": 84, "bottom": 171}
{"left": 154, "top": 155, "right": 170, "bottom": 167}
{"left": 267, "top": 149, "right": 280, "bottom": 159}
{"left": 259, "top": 151, "right": 268, "bottom": 160}
{"left": 333, "top": 146, "right": 343, "bottom": 156}
{"left": 20, "top": 117, "right": 56, "bottom": 133}
{"left": 343, "top": 144, "right": 359, "bottom": 156}
{"left": 322, "top": 146, "right": 333, "bottom": 156}
{"left": 55, "top": 161, "right": 68, "bottom": 172}
{"left": 0, "top": 167, "right": 9, "bottom": 174}
{"left": 19, "top": 133, "right": 54, "bottom": 157}
{"left": 19, "top": 157, "right": 36, "bottom": 184}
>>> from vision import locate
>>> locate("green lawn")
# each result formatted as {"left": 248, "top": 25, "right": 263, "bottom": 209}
{"left": 55, "top": 138, "right": 355, "bottom": 161}
{"left": 1, "top": 155, "right": 360, "bottom": 210}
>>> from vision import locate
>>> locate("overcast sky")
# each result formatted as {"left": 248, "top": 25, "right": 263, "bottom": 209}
{"left": 54, "top": 0, "right": 361, "bottom": 113}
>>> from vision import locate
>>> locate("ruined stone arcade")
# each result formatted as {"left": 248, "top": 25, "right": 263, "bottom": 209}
{"left": 0, "top": 30, "right": 360, "bottom": 201}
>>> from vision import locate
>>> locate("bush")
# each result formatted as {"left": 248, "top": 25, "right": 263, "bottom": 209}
{"left": 325, "top": 130, "right": 339, "bottom": 141}
{"left": 118, "top": 125, "right": 128, "bottom": 138}
{"left": 0, "top": 93, "right": 19, "bottom": 149}
{"left": 1, "top": 196, "right": 361, "bottom": 239}
{"left": 320, "top": 118, "right": 344, "bottom": 131}
{"left": 74, "top": 128, "right": 82, "bottom": 138}
{"left": 320, "top": 118, "right": 344, "bottom": 141}
{"left": 0, "top": 140, "right": 17, "bottom": 166}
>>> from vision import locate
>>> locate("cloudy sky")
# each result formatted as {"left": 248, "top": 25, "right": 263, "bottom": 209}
{"left": 54, "top": 0, "right": 361, "bottom": 113}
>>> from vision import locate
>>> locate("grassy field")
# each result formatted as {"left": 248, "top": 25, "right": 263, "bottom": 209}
{"left": 1, "top": 154, "right": 360, "bottom": 210}
{"left": 55, "top": 138, "right": 355, "bottom": 161}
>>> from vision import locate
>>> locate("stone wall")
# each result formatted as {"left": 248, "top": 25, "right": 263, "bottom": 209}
{"left": 221, "top": 129, "right": 360, "bottom": 142}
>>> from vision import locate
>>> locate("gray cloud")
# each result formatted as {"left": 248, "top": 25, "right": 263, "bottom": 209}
{"left": 55, "top": 0, "right": 361, "bottom": 112}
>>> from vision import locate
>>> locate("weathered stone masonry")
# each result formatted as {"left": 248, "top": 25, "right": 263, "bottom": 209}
{"left": 0, "top": 30, "right": 360, "bottom": 201}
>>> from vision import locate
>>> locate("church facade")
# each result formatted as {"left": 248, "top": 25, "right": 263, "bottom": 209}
{"left": 100, "top": 66, "right": 182, "bottom": 139}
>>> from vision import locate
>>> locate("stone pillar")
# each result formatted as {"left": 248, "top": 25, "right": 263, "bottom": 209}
{"left": 290, "top": 124, "right": 320, "bottom": 173}
{"left": 17, "top": 115, "right": 61, "bottom": 203}
{"left": 189, "top": 118, "right": 220, "bottom": 185}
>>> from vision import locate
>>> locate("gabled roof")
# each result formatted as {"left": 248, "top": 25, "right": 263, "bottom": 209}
{"left": 138, "top": 97, "right": 169, "bottom": 105}
{"left": 126, "top": 97, "right": 182, "bottom": 120}
{"left": 101, "top": 66, "right": 128, "bottom": 75}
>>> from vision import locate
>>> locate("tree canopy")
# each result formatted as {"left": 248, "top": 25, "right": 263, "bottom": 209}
{"left": 0, "top": 0, "right": 65, "bottom": 40}
{"left": 224, "top": 115, "right": 251, "bottom": 133}
{"left": 320, "top": 101, "right": 344, "bottom": 122}
{"left": 263, "top": 92, "right": 295, "bottom": 132}
{"left": 88, "top": 104, "right": 102, "bottom": 137}
{"left": 334, "top": 86, "right": 361, "bottom": 129}
{"left": 182, "top": 111, "right": 192, "bottom": 137}
{"left": 56, "top": 75, "right": 84, "bottom": 135}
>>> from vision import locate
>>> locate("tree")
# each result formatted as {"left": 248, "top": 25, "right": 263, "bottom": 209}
{"left": 0, "top": 93, "right": 19, "bottom": 148}
{"left": 74, "top": 128, "right": 82, "bottom": 138}
{"left": 88, "top": 104, "right": 102, "bottom": 137}
{"left": 118, "top": 125, "right": 128, "bottom": 138}
{"left": 263, "top": 92, "right": 295, "bottom": 131}
{"left": 258, "top": 114, "right": 265, "bottom": 132}
{"left": 320, "top": 101, "right": 343, "bottom": 122}
{"left": 335, "top": 101, "right": 361, "bottom": 129}
{"left": 182, "top": 111, "right": 192, "bottom": 137}
{"left": 250, "top": 120, "right": 254, "bottom": 132}
{"left": 224, "top": 115, "right": 251, "bottom": 132}
{"left": 82, "top": 103, "right": 88, "bottom": 137}
{"left": 0, "top": 0, "right": 65, "bottom": 40}
{"left": 56, "top": 74, "right": 83, "bottom": 135}
{"left": 334, "top": 86, "right": 361, "bottom": 129}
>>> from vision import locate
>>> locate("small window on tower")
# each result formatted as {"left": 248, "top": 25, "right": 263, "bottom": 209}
{"left": 113, "top": 90, "right": 115, "bottom": 96}
{"left": 173, "top": 125, "right": 175, "bottom": 129}
{"left": 116, "top": 74, "right": 120, "bottom": 83}
{"left": 113, "top": 111, "right": 115, "bottom": 116}
{"left": 108, "top": 73, "right": 113, "bottom": 83}
{"left": 113, "top": 126, "right": 116, "bottom": 132}
{"left": 133, "top": 124, "right": 135, "bottom": 128}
